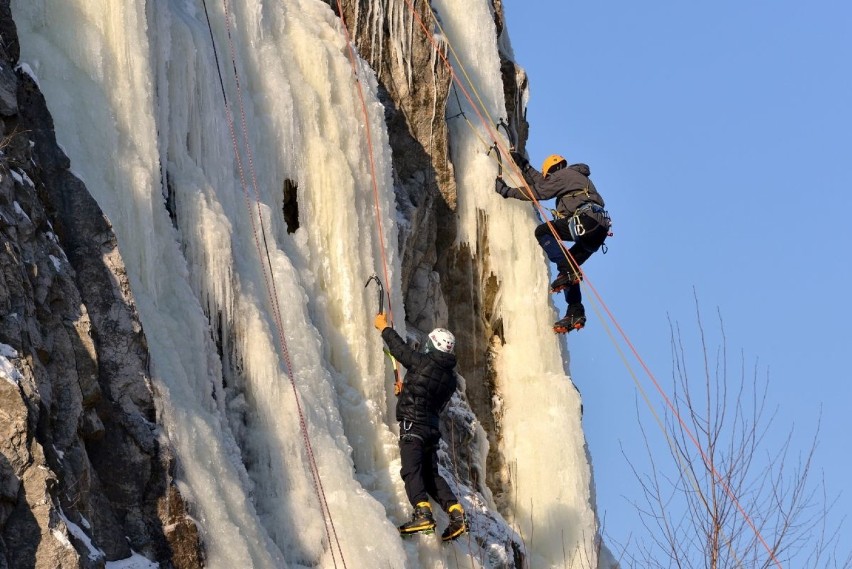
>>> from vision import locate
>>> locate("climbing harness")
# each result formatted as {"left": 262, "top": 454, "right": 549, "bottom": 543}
{"left": 399, "top": 420, "right": 425, "bottom": 443}
{"left": 568, "top": 203, "right": 611, "bottom": 240}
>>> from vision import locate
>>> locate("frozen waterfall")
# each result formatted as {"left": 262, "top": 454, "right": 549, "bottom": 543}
{"left": 11, "top": 0, "right": 602, "bottom": 566}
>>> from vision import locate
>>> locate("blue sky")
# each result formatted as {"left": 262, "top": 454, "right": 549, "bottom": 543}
{"left": 503, "top": 0, "right": 852, "bottom": 559}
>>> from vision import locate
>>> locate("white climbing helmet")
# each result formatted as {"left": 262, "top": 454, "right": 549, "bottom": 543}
{"left": 426, "top": 328, "right": 455, "bottom": 354}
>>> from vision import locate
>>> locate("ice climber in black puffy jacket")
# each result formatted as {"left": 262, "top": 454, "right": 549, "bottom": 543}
{"left": 373, "top": 312, "right": 467, "bottom": 542}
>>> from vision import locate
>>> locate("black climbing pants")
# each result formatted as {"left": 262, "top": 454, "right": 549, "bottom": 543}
{"left": 534, "top": 208, "right": 609, "bottom": 306}
{"left": 398, "top": 421, "right": 458, "bottom": 511}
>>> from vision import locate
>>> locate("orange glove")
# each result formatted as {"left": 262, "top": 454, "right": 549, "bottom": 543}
{"left": 373, "top": 312, "right": 388, "bottom": 331}
{"left": 394, "top": 380, "right": 403, "bottom": 396}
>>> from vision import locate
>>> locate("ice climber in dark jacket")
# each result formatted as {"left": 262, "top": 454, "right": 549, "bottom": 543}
{"left": 373, "top": 312, "right": 467, "bottom": 541}
{"left": 495, "top": 152, "right": 612, "bottom": 333}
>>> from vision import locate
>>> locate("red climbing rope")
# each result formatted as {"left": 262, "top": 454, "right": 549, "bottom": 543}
{"left": 204, "top": 0, "right": 347, "bottom": 565}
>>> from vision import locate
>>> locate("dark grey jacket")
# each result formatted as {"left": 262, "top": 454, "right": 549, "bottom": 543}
{"left": 503, "top": 163, "right": 605, "bottom": 218}
{"left": 382, "top": 328, "right": 457, "bottom": 428}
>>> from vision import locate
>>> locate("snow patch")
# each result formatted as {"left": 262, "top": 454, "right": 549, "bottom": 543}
{"left": 12, "top": 201, "right": 30, "bottom": 223}
{"left": 0, "top": 343, "right": 23, "bottom": 386}
{"left": 49, "top": 254, "right": 63, "bottom": 272}
{"left": 10, "top": 169, "right": 35, "bottom": 187}
{"left": 50, "top": 528, "right": 72, "bottom": 549}
{"left": 15, "top": 61, "right": 41, "bottom": 89}
{"left": 105, "top": 552, "right": 159, "bottom": 569}
{"left": 59, "top": 510, "right": 105, "bottom": 562}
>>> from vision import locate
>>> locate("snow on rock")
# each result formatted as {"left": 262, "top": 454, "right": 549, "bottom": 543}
{"left": 106, "top": 552, "right": 160, "bottom": 569}
{"left": 0, "top": 343, "right": 22, "bottom": 386}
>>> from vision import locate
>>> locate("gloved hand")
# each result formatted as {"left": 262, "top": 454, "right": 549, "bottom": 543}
{"left": 494, "top": 177, "right": 510, "bottom": 198}
{"left": 374, "top": 312, "right": 388, "bottom": 331}
{"left": 393, "top": 380, "right": 403, "bottom": 396}
{"left": 509, "top": 150, "right": 529, "bottom": 171}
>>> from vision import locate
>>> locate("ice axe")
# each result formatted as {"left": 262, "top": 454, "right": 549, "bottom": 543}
{"left": 488, "top": 141, "right": 503, "bottom": 178}
{"left": 364, "top": 274, "right": 385, "bottom": 314}
{"left": 491, "top": 118, "right": 547, "bottom": 224}
{"left": 488, "top": 117, "right": 514, "bottom": 178}
{"left": 364, "top": 274, "right": 403, "bottom": 395}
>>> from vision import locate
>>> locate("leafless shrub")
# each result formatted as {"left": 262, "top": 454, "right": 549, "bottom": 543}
{"left": 615, "top": 296, "right": 850, "bottom": 569}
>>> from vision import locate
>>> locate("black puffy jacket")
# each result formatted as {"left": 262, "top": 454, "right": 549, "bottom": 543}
{"left": 382, "top": 328, "right": 458, "bottom": 428}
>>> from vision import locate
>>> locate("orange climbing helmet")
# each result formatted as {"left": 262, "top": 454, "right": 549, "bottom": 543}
{"left": 542, "top": 154, "right": 568, "bottom": 178}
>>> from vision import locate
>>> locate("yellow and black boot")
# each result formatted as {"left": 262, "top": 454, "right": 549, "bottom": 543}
{"left": 399, "top": 502, "right": 436, "bottom": 536}
{"left": 441, "top": 503, "right": 467, "bottom": 542}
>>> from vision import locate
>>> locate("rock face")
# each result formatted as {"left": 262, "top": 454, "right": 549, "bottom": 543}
{"left": 0, "top": 2, "right": 203, "bottom": 567}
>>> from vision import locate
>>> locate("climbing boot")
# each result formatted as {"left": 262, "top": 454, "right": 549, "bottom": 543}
{"left": 554, "top": 305, "right": 586, "bottom": 334}
{"left": 441, "top": 503, "right": 467, "bottom": 542}
{"left": 399, "top": 502, "right": 436, "bottom": 536}
{"left": 550, "top": 269, "right": 581, "bottom": 293}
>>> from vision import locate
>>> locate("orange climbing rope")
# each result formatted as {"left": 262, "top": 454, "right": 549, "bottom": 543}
{"left": 397, "top": 2, "right": 784, "bottom": 567}
{"left": 333, "top": 3, "right": 481, "bottom": 560}
{"left": 332, "top": 0, "right": 405, "bottom": 394}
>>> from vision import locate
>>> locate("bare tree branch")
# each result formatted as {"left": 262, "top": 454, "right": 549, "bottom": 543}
{"left": 620, "top": 296, "right": 850, "bottom": 569}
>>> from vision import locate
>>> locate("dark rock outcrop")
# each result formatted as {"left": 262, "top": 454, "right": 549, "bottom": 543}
{"left": 0, "top": 2, "right": 202, "bottom": 566}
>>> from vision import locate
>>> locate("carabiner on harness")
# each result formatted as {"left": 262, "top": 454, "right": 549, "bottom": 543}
{"left": 569, "top": 214, "right": 586, "bottom": 238}
{"left": 400, "top": 420, "right": 424, "bottom": 443}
